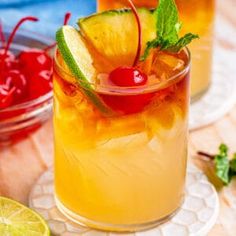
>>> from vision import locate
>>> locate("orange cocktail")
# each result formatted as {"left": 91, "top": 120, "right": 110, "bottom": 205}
{"left": 97, "top": 0, "right": 215, "bottom": 99}
{"left": 54, "top": 0, "right": 194, "bottom": 231}
{"left": 54, "top": 50, "right": 190, "bottom": 231}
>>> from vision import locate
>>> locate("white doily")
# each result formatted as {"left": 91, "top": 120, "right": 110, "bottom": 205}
{"left": 29, "top": 164, "right": 219, "bottom": 236}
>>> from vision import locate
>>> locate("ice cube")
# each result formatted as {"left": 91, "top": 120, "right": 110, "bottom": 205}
{"left": 147, "top": 74, "right": 161, "bottom": 86}
{"left": 158, "top": 54, "right": 185, "bottom": 71}
{"left": 151, "top": 52, "right": 185, "bottom": 80}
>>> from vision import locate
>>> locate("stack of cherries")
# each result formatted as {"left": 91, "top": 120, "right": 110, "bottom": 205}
{"left": 0, "top": 17, "right": 53, "bottom": 110}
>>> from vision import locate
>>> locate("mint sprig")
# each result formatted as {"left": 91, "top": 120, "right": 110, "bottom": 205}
{"left": 141, "top": 0, "right": 199, "bottom": 60}
{"left": 198, "top": 144, "right": 236, "bottom": 185}
{"left": 215, "top": 144, "right": 236, "bottom": 185}
{"left": 214, "top": 144, "right": 231, "bottom": 184}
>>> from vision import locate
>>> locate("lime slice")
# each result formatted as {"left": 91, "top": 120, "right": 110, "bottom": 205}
{"left": 0, "top": 196, "right": 50, "bottom": 236}
{"left": 56, "top": 25, "right": 112, "bottom": 115}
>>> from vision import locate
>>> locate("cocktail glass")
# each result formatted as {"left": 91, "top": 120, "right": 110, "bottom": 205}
{"left": 53, "top": 46, "right": 190, "bottom": 231}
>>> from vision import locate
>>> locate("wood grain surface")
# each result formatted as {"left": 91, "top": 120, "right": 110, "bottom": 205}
{"left": 0, "top": 0, "right": 236, "bottom": 235}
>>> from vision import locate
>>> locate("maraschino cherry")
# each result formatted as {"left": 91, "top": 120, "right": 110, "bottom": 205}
{"left": 0, "top": 13, "right": 71, "bottom": 111}
{"left": 109, "top": 0, "right": 142, "bottom": 77}
{"left": 101, "top": 0, "right": 152, "bottom": 114}
{"left": 109, "top": 66, "right": 147, "bottom": 87}
{"left": 0, "top": 49, "right": 17, "bottom": 71}
{"left": 0, "top": 85, "right": 15, "bottom": 109}
{"left": 0, "top": 21, "right": 18, "bottom": 71}
{"left": 18, "top": 13, "right": 72, "bottom": 77}
{"left": 29, "top": 70, "right": 52, "bottom": 99}
{"left": 0, "top": 17, "right": 38, "bottom": 109}
{"left": 5, "top": 70, "right": 28, "bottom": 102}
{"left": 19, "top": 49, "right": 52, "bottom": 77}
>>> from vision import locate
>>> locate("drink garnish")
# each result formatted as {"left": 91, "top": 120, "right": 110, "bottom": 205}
{"left": 58, "top": 0, "right": 194, "bottom": 115}
{"left": 127, "top": 0, "right": 142, "bottom": 67}
{"left": 198, "top": 144, "right": 236, "bottom": 185}
{"left": 109, "top": 67, "right": 147, "bottom": 87}
{"left": 141, "top": 0, "right": 199, "bottom": 60}
{"left": 63, "top": 12, "right": 72, "bottom": 26}
{"left": 0, "top": 196, "right": 50, "bottom": 235}
{"left": 56, "top": 26, "right": 113, "bottom": 115}
{"left": 78, "top": 8, "right": 156, "bottom": 70}
{"left": 105, "top": 1, "right": 151, "bottom": 114}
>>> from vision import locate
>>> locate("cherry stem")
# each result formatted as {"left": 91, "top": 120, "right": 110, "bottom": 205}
{"left": 127, "top": 0, "right": 142, "bottom": 67}
{"left": 44, "top": 12, "right": 71, "bottom": 52}
{"left": 0, "top": 19, "right": 5, "bottom": 46}
{"left": 63, "top": 12, "right": 72, "bottom": 25}
{"left": 4, "top": 16, "right": 38, "bottom": 55}
{"left": 197, "top": 151, "right": 215, "bottom": 160}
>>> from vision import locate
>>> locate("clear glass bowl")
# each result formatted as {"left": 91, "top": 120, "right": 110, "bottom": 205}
{"left": 0, "top": 28, "right": 54, "bottom": 146}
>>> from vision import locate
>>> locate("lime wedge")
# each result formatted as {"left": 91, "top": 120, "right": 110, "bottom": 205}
{"left": 0, "top": 196, "right": 50, "bottom": 236}
{"left": 56, "top": 25, "right": 112, "bottom": 115}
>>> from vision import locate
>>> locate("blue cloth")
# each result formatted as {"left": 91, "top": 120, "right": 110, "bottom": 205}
{"left": 0, "top": 0, "right": 96, "bottom": 39}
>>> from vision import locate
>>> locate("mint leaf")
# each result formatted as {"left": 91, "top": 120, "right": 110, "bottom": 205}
{"left": 198, "top": 144, "right": 236, "bottom": 185}
{"left": 166, "top": 33, "right": 199, "bottom": 53}
{"left": 214, "top": 154, "right": 230, "bottom": 185}
{"left": 141, "top": 0, "right": 198, "bottom": 60}
{"left": 140, "top": 38, "right": 160, "bottom": 61}
{"left": 214, "top": 144, "right": 230, "bottom": 185}
{"left": 214, "top": 144, "right": 235, "bottom": 185}
{"left": 156, "top": 0, "right": 180, "bottom": 45}
{"left": 219, "top": 143, "right": 228, "bottom": 155}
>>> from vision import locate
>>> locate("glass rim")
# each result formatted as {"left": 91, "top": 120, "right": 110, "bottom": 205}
{"left": 2, "top": 25, "right": 55, "bottom": 45}
{"left": 54, "top": 47, "right": 191, "bottom": 94}
{"left": 0, "top": 91, "right": 53, "bottom": 114}
{"left": 0, "top": 99, "right": 52, "bottom": 130}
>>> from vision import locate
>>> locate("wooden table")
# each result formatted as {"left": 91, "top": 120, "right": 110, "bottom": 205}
{"left": 0, "top": 0, "right": 236, "bottom": 235}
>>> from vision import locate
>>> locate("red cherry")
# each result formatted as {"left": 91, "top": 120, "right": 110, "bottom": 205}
{"left": 19, "top": 49, "right": 52, "bottom": 76}
{"left": 4, "top": 70, "right": 28, "bottom": 103}
{"left": 109, "top": 66, "right": 147, "bottom": 87}
{"left": 100, "top": 67, "right": 153, "bottom": 114}
{"left": 0, "top": 49, "right": 18, "bottom": 71}
{"left": 0, "top": 85, "right": 15, "bottom": 109}
{"left": 0, "top": 49, "right": 15, "bottom": 61}
{"left": 29, "top": 70, "right": 52, "bottom": 100}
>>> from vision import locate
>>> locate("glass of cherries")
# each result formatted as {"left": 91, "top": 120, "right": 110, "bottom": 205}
{"left": 0, "top": 17, "right": 56, "bottom": 146}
